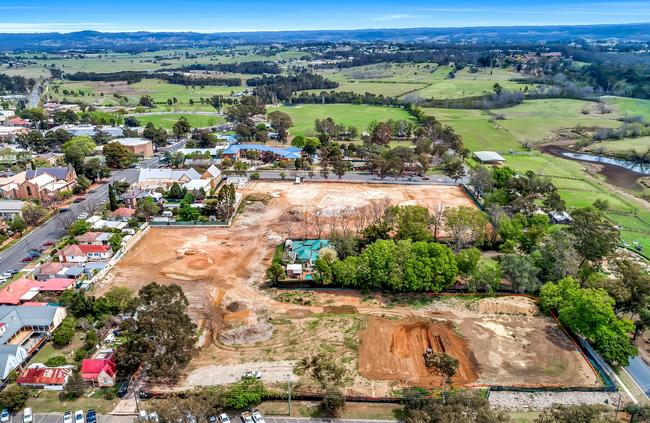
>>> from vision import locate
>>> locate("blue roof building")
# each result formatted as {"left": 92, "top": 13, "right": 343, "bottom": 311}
{"left": 222, "top": 144, "right": 302, "bottom": 160}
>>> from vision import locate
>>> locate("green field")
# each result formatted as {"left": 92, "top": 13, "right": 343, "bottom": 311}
{"left": 585, "top": 136, "right": 650, "bottom": 155}
{"left": 269, "top": 104, "right": 415, "bottom": 136}
{"left": 49, "top": 79, "right": 243, "bottom": 111}
{"left": 136, "top": 113, "right": 225, "bottom": 130}
{"left": 423, "top": 108, "right": 526, "bottom": 152}
{"left": 4, "top": 47, "right": 304, "bottom": 76}
{"left": 605, "top": 96, "right": 650, "bottom": 120}
{"left": 494, "top": 99, "right": 622, "bottom": 145}
{"left": 313, "top": 65, "right": 534, "bottom": 99}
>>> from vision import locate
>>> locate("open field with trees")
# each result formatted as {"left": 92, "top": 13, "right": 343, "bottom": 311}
{"left": 136, "top": 113, "right": 226, "bottom": 129}
{"left": 268, "top": 104, "right": 414, "bottom": 137}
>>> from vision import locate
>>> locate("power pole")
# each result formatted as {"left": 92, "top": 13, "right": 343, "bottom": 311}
{"left": 287, "top": 373, "right": 292, "bottom": 416}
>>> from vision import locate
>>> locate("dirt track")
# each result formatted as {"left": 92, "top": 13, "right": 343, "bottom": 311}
{"left": 97, "top": 182, "right": 600, "bottom": 395}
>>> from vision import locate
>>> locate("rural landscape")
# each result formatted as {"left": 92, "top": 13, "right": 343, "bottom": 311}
{"left": 1, "top": 5, "right": 650, "bottom": 423}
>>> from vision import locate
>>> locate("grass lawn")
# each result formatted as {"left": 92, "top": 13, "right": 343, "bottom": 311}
{"left": 257, "top": 400, "right": 402, "bottom": 420}
{"left": 25, "top": 389, "right": 119, "bottom": 414}
{"left": 303, "top": 81, "right": 427, "bottom": 97}
{"left": 269, "top": 104, "right": 415, "bottom": 137}
{"left": 137, "top": 113, "right": 226, "bottom": 130}
{"left": 31, "top": 332, "right": 85, "bottom": 364}
{"left": 585, "top": 136, "right": 650, "bottom": 155}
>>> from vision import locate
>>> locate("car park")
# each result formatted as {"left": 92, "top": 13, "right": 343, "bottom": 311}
{"left": 74, "top": 410, "right": 84, "bottom": 423}
{"left": 218, "top": 414, "right": 230, "bottom": 423}
{"left": 23, "top": 408, "right": 33, "bottom": 423}
{"left": 251, "top": 411, "right": 265, "bottom": 423}
{"left": 1, "top": 408, "right": 9, "bottom": 423}
{"left": 63, "top": 411, "right": 73, "bottom": 423}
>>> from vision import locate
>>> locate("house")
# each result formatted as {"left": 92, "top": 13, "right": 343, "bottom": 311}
{"left": 0, "top": 127, "right": 29, "bottom": 142}
{"left": 106, "top": 138, "right": 153, "bottom": 158}
{"left": 0, "top": 305, "right": 67, "bottom": 383}
{"left": 81, "top": 350, "right": 116, "bottom": 387}
{"left": 0, "top": 165, "right": 77, "bottom": 202}
{"left": 120, "top": 188, "right": 163, "bottom": 209}
{"left": 0, "top": 278, "right": 75, "bottom": 304}
{"left": 221, "top": 144, "right": 302, "bottom": 161}
{"left": 202, "top": 164, "right": 222, "bottom": 180}
{"left": 137, "top": 168, "right": 202, "bottom": 190}
{"left": 87, "top": 216, "right": 128, "bottom": 231}
{"left": 35, "top": 262, "right": 72, "bottom": 281}
{"left": 75, "top": 231, "right": 112, "bottom": 246}
{"left": 0, "top": 200, "right": 25, "bottom": 220}
{"left": 182, "top": 179, "right": 211, "bottom": 196}
{"left": 8, "top": 117, "right": 29, "bottom": 128}
{"left": 17, "top": 366, "right": 72, "bottom": 390}
{"left": 58, "top": 244, "right": 112, "bottom": 263}
{"left": 108, "top": 207, "right": 136, "bottom": 221}
{"left": 284, "top": 239, "right": 331, "bottom": 267}
{"left": 473, "top": 151, "right": 506, "bottom": 165}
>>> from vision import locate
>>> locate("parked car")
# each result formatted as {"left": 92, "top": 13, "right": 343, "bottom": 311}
{"left": 1, "top": 408, "right": 9, "bottom": 423}
{"left": 244, "top": 370, "right": 262, "bottom": 379}
{"left": 86, "top": 409, "right": 96, "bottom": 423}
{"left": 59, "top": 207, "right": 70, "bottom": 213}
{"left": 218, "top": 414, "right": 230, "bottom": 423}
{"left": 149, "top": 413, "right": 159, "bottom": 423}
{"left": 23, "top": 408, "right": 33, "bottom": 423}
{"left": 239, "top": 412, "right": 254, "bottom": 423}
{"left": 74, "top": 410, "right": 84, "bottom": 423}
{"left": 117, "top": 381, "right": 129, "bottom": 397}
{"left": 77, "top": 213, "right": 89, "bottom": 220}
{"left": 63, "top": 411, "right": 73, "bottom": 423}
{"left": 138, "top": 389, "right": 153, "bottom": 399}
{"left": 42, "top": 240, "right": 55, "bottom": 246}
{"left": 21, "top": 257, "right": 33, "bottom": 262}
{"left": 251, "top": 411, "right": 265, "bottom": 423}
{"left": 73, "top": 197, "right": 86, "bottom": 203}
{"left": 208, "top": 417, "right": 217, "bottom": 423}
{"left": 0, "top": 276, "right": 8, "bottom": 284}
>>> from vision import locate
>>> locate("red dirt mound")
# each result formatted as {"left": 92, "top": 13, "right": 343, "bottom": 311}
{"left": 359, "top": 317, "right": 479, "bottom": 387}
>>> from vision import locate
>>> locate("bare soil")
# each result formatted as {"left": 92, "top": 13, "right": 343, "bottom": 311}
{"left": 97, "top": 182, "right": 600, "bottom": 395}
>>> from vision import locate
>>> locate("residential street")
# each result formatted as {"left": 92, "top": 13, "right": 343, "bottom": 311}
{"left": 0, "top": 156, "right": 159, "bottom": 276}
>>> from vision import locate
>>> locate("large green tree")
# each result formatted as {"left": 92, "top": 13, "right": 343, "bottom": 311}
{"left": 570, "top": 207, "right": 619, "bottom": 262}
{"left": 116, "top": 283, "right": 197, "bottom": 382}
{"left": 103, "top": 142, "right": 135, "bottom": 168}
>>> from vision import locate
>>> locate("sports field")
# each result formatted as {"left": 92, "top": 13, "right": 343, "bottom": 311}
{"left": 268, "top": 104, "right": 415, "bottom": 136}
{"left": 136, "top": 113, "right": 226, "bottom": 130}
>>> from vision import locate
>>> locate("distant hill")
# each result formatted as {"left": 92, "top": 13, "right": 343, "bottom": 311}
{"left": 1, "top": 23, "right": 650, "bottom": 51}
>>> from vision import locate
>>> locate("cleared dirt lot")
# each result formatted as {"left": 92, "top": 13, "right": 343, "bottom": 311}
{"left": 98, "top": 182, "right": 600, "bottom": 395}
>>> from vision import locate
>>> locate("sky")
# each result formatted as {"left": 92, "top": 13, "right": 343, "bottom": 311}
{"left": 1, "top": 0, "right": 650, "bottom": 33}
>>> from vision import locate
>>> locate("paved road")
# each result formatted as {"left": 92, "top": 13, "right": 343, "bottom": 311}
{"left": 252, "top": 170, "right": 466, "bottom": 185}
{"left": 0, "top": 156, "right": 158, "bottom": 276}
{"left": 10, "top": 414, "right": 395, "bottom": 423}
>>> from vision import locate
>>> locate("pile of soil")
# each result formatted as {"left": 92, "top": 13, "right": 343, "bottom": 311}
{"left": 358, "top": 317, "right": 479, "bottom": 387}
{"left": 218, "top": 321, "right": 275, "bottom": 346}
{"left": 477, "top": 296, "right": 537, "bottom": 315}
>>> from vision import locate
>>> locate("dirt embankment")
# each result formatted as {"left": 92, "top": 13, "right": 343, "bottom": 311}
{"left": 359, "top": 317, "right": 479, "bottom": 387}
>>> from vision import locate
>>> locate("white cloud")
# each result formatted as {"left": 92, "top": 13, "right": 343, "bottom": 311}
{"left": 370, "top": 14, "right": 421, "bottom": 21}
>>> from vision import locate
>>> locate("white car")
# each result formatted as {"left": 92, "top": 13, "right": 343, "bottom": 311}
{"left": 74, "top": 410, "right": 84, "bottom": 423}
{"left": 63, "top": 411, "right": 73, "bottom": 423}
{"left": 251, "top": 411, "right": 265, "bottom": 423}
{"left": 77, "top": 213, "right": 88, "bottom": 220}
{"left": 23, "top": 408, "right": 33, "bottom": 423}
{"left": 218, "top": 414, "right": 230, "bottom": 423}
{"left": 1, "top": 408, "right": 9, "bottom": 423}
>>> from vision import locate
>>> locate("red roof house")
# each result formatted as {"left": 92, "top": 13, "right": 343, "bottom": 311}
{"left": 80, "top": 357, "right": 117, "bottom": 387}
{"left": 8, "top": 117, "right": 29, "bottom": 127}
{"left": 0, "top": 278, "right": 75, "bottom": 305}
{"left": 59, "top": 244, "right": 112, "bottom": 263}
{"left": 109, "top": 207, "right": 136, "bottom": 220}
{"left": 17, "top": 366, "right": 72, "bottom": 389}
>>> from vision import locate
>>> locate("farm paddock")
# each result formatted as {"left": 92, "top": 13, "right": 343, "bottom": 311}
{"left": 96, "top": 182, "right": 600, "bottom": 395}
